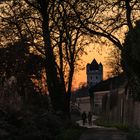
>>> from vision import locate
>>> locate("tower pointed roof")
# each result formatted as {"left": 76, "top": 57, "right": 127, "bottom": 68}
{"left": 99, "top": 62, "right": 103, "bottom": 66}
{"left": 90, "top": 59, "right": 99, "bottom": 70}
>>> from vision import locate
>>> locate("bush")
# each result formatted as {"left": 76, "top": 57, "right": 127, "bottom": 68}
{"left": 55, "top": 127, "right": 84, "bottom": 140}
{"left": 0, "top": 103, "right": 64, "bottom": 140}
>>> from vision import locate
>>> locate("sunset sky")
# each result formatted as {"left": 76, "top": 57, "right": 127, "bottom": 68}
{"left": 73, "top": 43, "right": 112, "bottom": 89}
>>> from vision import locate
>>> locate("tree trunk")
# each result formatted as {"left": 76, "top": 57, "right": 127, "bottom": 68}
{"left": 66, "top": 66, "right": 74, "bottom": 119}
{"left": 39, "top": 1, "right": 66, "bottom": 112}
{"left": 125, "top": 0, "right": 133, "bottom": 30}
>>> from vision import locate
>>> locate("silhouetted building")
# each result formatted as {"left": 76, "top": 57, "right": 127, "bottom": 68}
{"left": 71, "top": 59, "right": 103, "bottom": 113}
{"left": 86, "top": 59, "right": 103, "bottom": 87}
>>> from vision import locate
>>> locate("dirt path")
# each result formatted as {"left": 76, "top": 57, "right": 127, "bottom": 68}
{"left": 79, "top": 128, "right": 127, "bottom": 140}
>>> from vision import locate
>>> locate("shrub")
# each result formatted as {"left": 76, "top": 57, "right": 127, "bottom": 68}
{"left": 55, "top": 127, "right": 84, "bottom": 140}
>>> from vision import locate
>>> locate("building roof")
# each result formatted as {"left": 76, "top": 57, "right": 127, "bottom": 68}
{"left": 71, "top": 85, "right": 89, "bottom": 99}
{"left": 90, "top": 59, "right": 99, "bottom": 70}
{"left": 87, "top": 59, "right": 103, "bottom": 71}
{"left": 89, "top": 73, "right": 127, "bottom": 93}
{"left": 99, "top": 62, "right": 103, "bottom": 66}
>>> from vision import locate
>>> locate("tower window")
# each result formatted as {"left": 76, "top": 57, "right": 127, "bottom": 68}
{"left": 96, "top": 76, "right": 98, "bottom": 79}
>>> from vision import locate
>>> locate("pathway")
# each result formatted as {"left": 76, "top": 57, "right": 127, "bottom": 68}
{"left": 76, "top": 116, "right": 127, "bottom": 140}
{"left": 76, "top": 115, "right": 105, "bottom": 129}
{"left": 79, "top": 128, "right": 127, "bottom": 140}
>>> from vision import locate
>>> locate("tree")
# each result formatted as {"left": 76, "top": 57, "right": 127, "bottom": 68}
{"left": 0, "top": 0, "right": 65, "bottom": 113}
{"left": 105, "top": 47, "right": 122, "bottom": 78}
{"left": 122, "top": 20, "right": 140, "bottom": 79}
{"left": 23, "top": 0, "right": 89, "bottom": 115}
{"left": 0, "top": 39, "right": 46, "bottom": 101}
{"left": 122, "top": 20, "right": 140, "bottom": 100}
{"left": 71, "top": 0, "right": 140, "bottom": 49}
{"left": 0, "top": 0, "right": 88, "bottom": 116}
{"left": 68, "top": 0, "right": 139, "bottom": 79}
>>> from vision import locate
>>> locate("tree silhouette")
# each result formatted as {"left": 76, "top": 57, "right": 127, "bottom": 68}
{"left": 0, "top": 0, "right": 88, "bottom": 116}
{"left": 122, "top": 20, "right": 140, "bottom": 100}
{"left": 0, "top": 38, "right": 46, "bottom": 103}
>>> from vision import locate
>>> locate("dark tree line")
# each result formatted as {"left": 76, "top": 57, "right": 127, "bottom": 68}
{"left": 0, "top": 39, "right": 46, "bottom": 103}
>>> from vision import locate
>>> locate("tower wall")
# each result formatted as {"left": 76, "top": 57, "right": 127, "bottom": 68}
{"left": 86, "top": 60, "right": 103, "bottom": 87}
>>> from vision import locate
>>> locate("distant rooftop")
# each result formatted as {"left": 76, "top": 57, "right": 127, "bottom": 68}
{"left": 89, "top": 73, "right": 127, "bottom": 93}
{"left": 71, "top": 85, "right": 89, "bottom": 99}
{"left": 87, "top": 59, "right": 102, "bottom": 71}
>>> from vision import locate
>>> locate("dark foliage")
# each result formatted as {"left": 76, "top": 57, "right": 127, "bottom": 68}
{"left": 0, "top": 104, "right": 63, "bottom": 140}
{"left": 0, "top": 39, "right": 46, "bottom": 99}
{"left": 122, "top": 20, "right": 140, "bottom": 79}
{"left": 122, "top": 20, "right": 140, "bottom": 101}
{"left": 0, "top": 39, "right": 45, "bottom": 79}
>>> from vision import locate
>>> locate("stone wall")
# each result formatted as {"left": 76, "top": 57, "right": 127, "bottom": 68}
{"left": 133, "top": 102, "right": 140, "bottom": 128}
{"left": 102, "top": 88, "right": 140, "bottom": 128}
{"left": 76, "top": 96, "right": 91, "bottom": 113}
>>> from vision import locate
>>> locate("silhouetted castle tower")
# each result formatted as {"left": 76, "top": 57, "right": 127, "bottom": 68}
{"left": 86, "top": 59, "right": 103, "bottom": 87}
